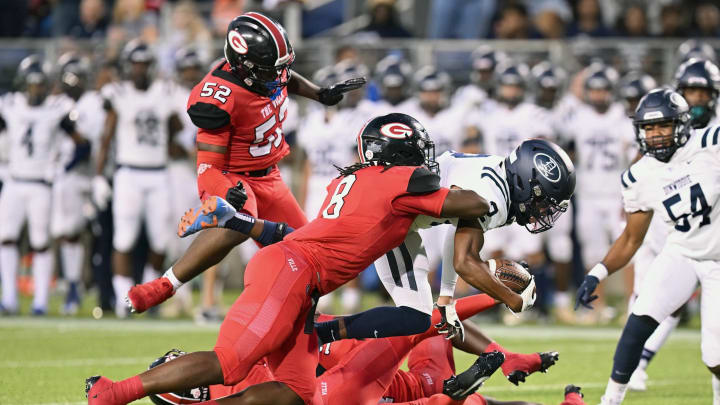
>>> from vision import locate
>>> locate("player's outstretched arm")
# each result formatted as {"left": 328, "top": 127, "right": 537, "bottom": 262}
{"left": 452, "top": 219, "right": 526, "bottom": 313}
{"left": 575, "top": 210, "right": 652, "bottom": 310}
{"left": 288, "top": 70, "right": 367, "bottom": 106}
{"left": 440, "top": 189, "right": 491, "bottom": 219}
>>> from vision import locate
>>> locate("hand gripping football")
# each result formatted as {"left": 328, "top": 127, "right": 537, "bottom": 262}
{"left": 489, "top": 259, "right": 532, "bottom": 293}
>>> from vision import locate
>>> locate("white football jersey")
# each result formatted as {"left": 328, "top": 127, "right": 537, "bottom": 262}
{"left": 561, "top": 102, "right": 635, "bottom": 199}
{"left": 621, "top": 125, "right": 720, "bottom": 260}
{"left": 400, "top": 100, "right": 469, "bottom": 155}
{"left": 469, "top": 102, "right": 553, "bottom": 157}
{"left": 55, "top": 91, "right": 107, "bottom": 176}
{"left": 0, "top": 93, "right": 70, "bottom": 181}
{"left": 102, "top": 80, "right": 179, "bottom": 167}
{"left": 451, "top": 84, "right": 488, "bottom": 113}
{"left": 412, "top": 151, "right": 511, "bottom": 232}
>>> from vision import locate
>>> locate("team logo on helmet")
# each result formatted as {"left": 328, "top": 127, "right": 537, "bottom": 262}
{"left": 228, "top": 30, "right": 248, "bottom": 55}
{"left": 669, "top": 92, "right": 689, "bottom": 109}
{"left": 379, "top": 123, "right": 413, "bottom": 139}
{"left": 533, "top": 153, "right": 561, "bottom": 183}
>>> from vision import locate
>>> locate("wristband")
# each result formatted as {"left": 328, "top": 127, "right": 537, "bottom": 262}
{"left": 588, "top": 263, "right": 609, "bottom": 281}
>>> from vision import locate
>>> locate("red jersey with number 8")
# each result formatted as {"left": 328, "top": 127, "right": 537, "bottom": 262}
{"left": 284, "top": 165, "right": 449, "bottom": 294}
{"left": 187, "top": 61, "right": 290, "bottom": 172}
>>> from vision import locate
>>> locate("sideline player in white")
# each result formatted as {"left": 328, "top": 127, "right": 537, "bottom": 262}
{"left": 627, "top": 58, "right": 720, "bottom": 391}
{"left": 0, "top": 55, "right": 87, "bottom": 315}
{"left": 466, "top": 62, "right": 553, "bottom": 276}
{"left": 452, "top": 46, "right": 506, "bottom": 113}
{"left": 373, "top": 54, "right": 413, "bottom": 114}
{"left": 560, "top": 63, "right": 634, "bottom": 322}
{"left": 530, "top": 61, "right": 577, "bottom": 321}
{"left": 52, "top": 53, "right": 106, "bottom": 315}
{"left": 95, "top": 40, "right": 183, "bottom": 317}
{"left": 575, "top": 88, "right": 720, "bottom": 405}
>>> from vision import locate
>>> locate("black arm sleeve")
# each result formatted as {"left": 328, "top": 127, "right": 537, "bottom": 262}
{"left": 187, "top": 102, "right": 231, "bottom": 130}
{"left": 407, "top": 167, "right": 441, "bottom": 194}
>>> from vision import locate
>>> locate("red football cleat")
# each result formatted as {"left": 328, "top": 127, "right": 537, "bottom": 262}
{"left": 502, "top": 351, "right": 559, "bottom": 385}
{"left": 86, "top": 376, "right": 121, "bottom": 405}
{"left": 126, "top": 277, "right": 175, "bottom": 314}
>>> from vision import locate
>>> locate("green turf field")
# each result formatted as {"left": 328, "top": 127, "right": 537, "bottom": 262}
{"left": 0, "top": 315, "right": 711, "bottom": 405}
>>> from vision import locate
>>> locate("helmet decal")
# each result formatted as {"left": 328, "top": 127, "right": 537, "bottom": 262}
{"left": 228, "top": 30, "right": 248, "bottom": 55}
{"left": 379, "top": 123, "right": 413, "bottom": 139}
{"left": 244, "top": 12, "right": 290, "bottom": 66}
{"left": 533, "top": 153, "right": 561, "bottom": 183}
{"left": 669, "top": 92, "right": 689, "bottom": 109}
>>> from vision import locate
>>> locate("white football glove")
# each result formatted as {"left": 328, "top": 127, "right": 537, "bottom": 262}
{"left": 519, "top": 275, "right": 537, "bottom": 312}
{"left": 434, "top": 302, "right": 465, "bottom": 341}
{"left": 92, "top": 175, "right": 112, "bottom": 211}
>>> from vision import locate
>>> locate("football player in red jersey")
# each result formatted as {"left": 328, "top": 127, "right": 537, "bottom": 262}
{"left": 126, "top": 11, "right": 365, "bottom": 313}
{"left": 86, "top": 113, "right": 541, "bottom": 405}
{"left": 143, "top": 294, "right": 577, "bottom": 405}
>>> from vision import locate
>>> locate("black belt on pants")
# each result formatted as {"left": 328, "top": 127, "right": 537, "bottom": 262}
{"left": 228, "top": 166, "right": 274, "bottom": 178}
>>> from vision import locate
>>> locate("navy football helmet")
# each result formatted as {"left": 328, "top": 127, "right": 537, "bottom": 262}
{"left": 16, "top": 55, "right": 50, "bottom": 105}
{"left": 495, "top": 62, "right": 529, "bottom": 107}
{"left": 357, "top": 113, "right": 437, "bottom": 173}
{"left": 633, "top": 88, "right": 692, "bottom": 162}
{"left": 531, "top": 61, "right": 566, "bottom": 109}
{"left": 224, "top": 12, "right": 294, "bottom": 99}
{"left": 677, "top": 39, "right": 717, "bottom": 63}
{"left": 674, "top": 58, "right": 720, "bottom": 128}
{"left": 470, "top": 46, "right": 507, "bottom": 91}
{"left": 618, "top": 71, "right": 657, "bottom": 114}
{"left": 505, "top": 139, "right": 575, "bottom": 233}
{"left": 148, "top": 349, "right": 210, "bottom": 405}
{"left": 375, "top": 54, "right": 412, "bottom": 105}
{"left": 58, "top": 52, "right": 91, "bottom": 99}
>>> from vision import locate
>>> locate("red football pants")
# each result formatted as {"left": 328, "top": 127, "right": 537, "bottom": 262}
{"left": 213, "top": 242, "right": 319, "bottom": 404}
{"left": 198, "top": 166, "right": 308, "bottom": 229}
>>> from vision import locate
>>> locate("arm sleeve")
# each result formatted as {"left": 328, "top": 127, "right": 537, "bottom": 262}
{"left": 187, "top": 102, "right": 231, "bottom": 131}
{"left": 439, "top": 224, "right": 459, "bottom": 297}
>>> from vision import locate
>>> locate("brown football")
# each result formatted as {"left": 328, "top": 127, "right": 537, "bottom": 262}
{"left": 490, "top": 259, "right": 532, "bottom": 293}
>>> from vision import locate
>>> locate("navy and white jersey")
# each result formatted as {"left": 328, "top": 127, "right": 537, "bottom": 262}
{"left": 622, "top": 125, "right": 720, "bottom": 260}
{"left": 101, "top": 80, "right": 180, "bottom": 168}
{"left": 0, "top": 92, "right": 70, "bottom": 181}
{"left": 412, "top": 151, "right": 511, "bottom": 232}
{"left": 55, "top": 91, "right": 107, "bottom": 176}
{"left": 560, "top": 101, "right": 634, "bottom": 199}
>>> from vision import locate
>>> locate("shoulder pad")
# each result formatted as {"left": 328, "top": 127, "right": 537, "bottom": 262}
{"left": 700, "top": 125, "right": 720, "bottom": 148}
{"left": 407, "top": 167, "right": 441, "bottom": 194}
{"left": 187, "top": 102, "right": 231, "bottom": 130}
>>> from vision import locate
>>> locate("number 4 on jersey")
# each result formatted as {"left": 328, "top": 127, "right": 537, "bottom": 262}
{"left": 322, "top": 175, "right": 357, "bottom": 219}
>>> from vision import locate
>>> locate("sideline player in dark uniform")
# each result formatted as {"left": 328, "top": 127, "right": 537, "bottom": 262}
{"left": 126, "top": 12, "right": 365, "bottom": 313}
{"left": 87, "top": 113, "right": 558, "bottom": 405}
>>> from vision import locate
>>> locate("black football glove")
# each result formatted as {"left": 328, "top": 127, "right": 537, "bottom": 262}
{"left": 59, "top": 112, "right": 77, "bottom": 135}
{"left": 225, "top": 181, "right": 248, "bottom": 211}
{"left": 574, "top": 275, "right": 600, "bottom": 310}
{"left": 317, "top": 77, "right": 367, "bottom": 106}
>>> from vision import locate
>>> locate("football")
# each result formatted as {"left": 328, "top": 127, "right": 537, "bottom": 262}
{"left": 489, "top": 259, "right": 532, "bottom": 293}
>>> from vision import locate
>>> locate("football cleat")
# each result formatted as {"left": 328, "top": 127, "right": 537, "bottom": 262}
{"left": 628, "top": 367, "right": 648, "bottom": 391}
{"left": 126, "top": 278, "right": 175, "bottom": 314}
{"left": 443, "top": 351, "right": 505, "bottom": 400}
{"left": 178, "top": 196, "right": 237, "bottom": 238}
{"left": 504, "top": 351, "right": 559, "bottom": 385}
{"left": 86, "top": 375, "right": 116, "bottom": 404}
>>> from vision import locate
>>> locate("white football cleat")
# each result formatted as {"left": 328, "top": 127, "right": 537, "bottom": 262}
{"left": 598, "top": 395, "right": 623, "bottom": 405}
{"left": 628, "top": 368, "right": 648, "bottom": 391}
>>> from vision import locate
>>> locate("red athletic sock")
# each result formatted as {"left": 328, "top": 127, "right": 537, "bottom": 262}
{"left": 484, "top": 341, "right": 507, "bottom": 355}
{"left": 112, "top": 376, "right": 146, "bottom": 404}
{"left": 560, "top": 392, "right": 587, "bottom": 405}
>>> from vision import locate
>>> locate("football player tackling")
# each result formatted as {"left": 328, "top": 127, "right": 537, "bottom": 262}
{"left": 575, "top": 88, "right": 720, "bottom": 405}
{"left": 86, "top": 113, "right": 536, "bottom": 405}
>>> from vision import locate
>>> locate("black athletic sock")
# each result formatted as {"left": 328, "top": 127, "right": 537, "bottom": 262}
{"left": 611, "top": 314, "right": 659, "bottom": 383}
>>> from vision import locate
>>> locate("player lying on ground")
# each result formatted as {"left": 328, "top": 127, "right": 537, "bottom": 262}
{"left": 145, "top": 294, "right": 565, "bottom": 405}
{"left": 574, "top": 88, "right": 720, "bottom": 405}
{"left": 124, "top": 11, "right": 366, "bottom": 314}
{"left": 85, "top": 113, "right": 539, "bottom": 405}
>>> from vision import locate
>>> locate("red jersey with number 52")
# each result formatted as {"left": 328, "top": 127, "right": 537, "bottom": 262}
{"left": 284, "top": 165, "right": 450, "bottom": 294}
{"left": 186, "top": 61, "right": 290, "bottom": 172}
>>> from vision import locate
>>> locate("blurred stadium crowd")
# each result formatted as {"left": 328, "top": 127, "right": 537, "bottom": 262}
{"left": 0, "top": 0, "right": 717, "bottom": 324}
